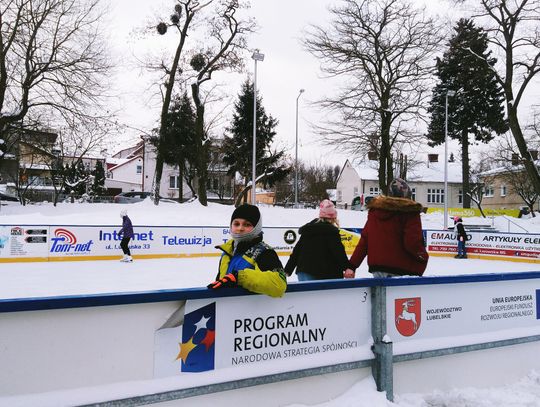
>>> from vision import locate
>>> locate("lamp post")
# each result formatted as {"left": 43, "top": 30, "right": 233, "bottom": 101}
{"left": 295, "top": 89, "right": 305, "bottom": 207}
{"left": 444, "top": 89, "right": 456, "bottom": 230}
{"left": 251, "top": 49, "right": 265, "bottom": 205}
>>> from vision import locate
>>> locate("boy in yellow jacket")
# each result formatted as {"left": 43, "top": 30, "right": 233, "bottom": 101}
{"left": 207, "top": 204, "right": 287, "bottom": 298}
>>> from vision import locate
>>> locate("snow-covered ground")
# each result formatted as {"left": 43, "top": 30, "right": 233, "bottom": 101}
{"left": 1, "top": 200, "right": 539, "bottom": 406}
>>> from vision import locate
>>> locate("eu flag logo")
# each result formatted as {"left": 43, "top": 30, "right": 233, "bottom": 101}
{"left": 178, "top": 302, "right": 216, "bottom": 372}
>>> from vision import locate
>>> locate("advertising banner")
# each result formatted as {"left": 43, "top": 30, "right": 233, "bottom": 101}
{"left": 47, "top": 225, "right": 210, "bottom": 259}
{"left": 387, "top": 279, "right": 540, "bottom": 351}
{"left": 427, "top": 207, "right": 520, "bottom": 218}
{"left": 0, "top": 223, "right": 538, "bottom": 263}
{"left": 426, "top": 229, "right": 540, "bottom": 261}
{"left": 154, "top": 288, "right": 372, "bottom": 379}
{"left": 0, "top": 225, "right": 49, "bottom": 260}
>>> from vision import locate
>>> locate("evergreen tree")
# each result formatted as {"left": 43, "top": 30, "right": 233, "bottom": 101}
{"left": 223, "top": 80, "right": 289, "bottom": 202}
{"left": 152, "top": 92, "right": 198, "bottom": 200}
{"left": 427, "top": 19, "right": 507, "bottom": 208}
{"left": 64, "top": 161, "right": 89, "bottom": 195}
{"left": 91, "top": 160, "right": 106, "bottom": 196}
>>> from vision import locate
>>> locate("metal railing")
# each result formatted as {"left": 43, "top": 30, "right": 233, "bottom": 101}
{"left": 501, "top": 215, "right": 529, "bottom": 233}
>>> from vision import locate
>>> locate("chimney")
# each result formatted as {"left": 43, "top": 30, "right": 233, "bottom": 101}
{"left": 428, "top": 154, "right": 439, "bottom": 163}
{"left": 511, "top": 153, "right": 519, "bottom": 166}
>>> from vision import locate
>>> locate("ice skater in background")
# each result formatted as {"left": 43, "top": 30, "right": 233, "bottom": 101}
{"left": 454, "top": 216, "right": 468, "bottom": 259}
{"left": 119, "top": 209, "right": 134, "bottom": 262}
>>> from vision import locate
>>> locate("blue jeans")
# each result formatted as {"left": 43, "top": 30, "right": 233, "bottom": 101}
{"left": 458, "top": 240, "right": 466, "bottom": 256}
{"left": 297, "top": 272, "right": 317, "bottom": 281}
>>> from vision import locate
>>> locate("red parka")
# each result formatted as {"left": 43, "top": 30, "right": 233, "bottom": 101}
{"left": 350, "top": 195, "right": 428, "bottom": 276}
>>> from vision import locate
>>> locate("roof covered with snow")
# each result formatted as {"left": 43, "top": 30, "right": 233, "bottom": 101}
{"left": 352, "top": 160, "right": 462, "bottom": 184}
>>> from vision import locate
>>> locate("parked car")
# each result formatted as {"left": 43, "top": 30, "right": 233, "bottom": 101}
{"left": 113, "top": 191, "right": 177, "bottom": 204}
{"left": 0, "top": 191, "right": 21, "bottom": 206}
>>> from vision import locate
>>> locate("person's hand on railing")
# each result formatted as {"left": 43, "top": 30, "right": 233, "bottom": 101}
{"left": 343, "top": 268, "right": 355, "bottom": 279}
{"left": 207, "top": 273, "right": 237, "bottom": 289}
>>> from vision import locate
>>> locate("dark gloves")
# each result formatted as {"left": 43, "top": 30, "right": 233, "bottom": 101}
{"left": 207, "top": 273, "right": 237, "bottom": 289}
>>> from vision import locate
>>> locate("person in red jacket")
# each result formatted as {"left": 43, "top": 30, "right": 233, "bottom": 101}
{"left": 349, "top": 178, "right": 429, "bottom": 277}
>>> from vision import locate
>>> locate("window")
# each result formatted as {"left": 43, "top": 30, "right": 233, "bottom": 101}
{"left": 337, "top": 190, "right": 342, "bottom": 201}
{"left": 369, "top": 186, "right": 380, "bottom": 196}
{"left": 500, "top": 185, "right": 507, "bottom": 197}
{"left": 427, "top": 188, "right": 445, "bottom": 204}
{"left": 169, "top": 176, "right": 179, "bottom": 189}
{"left": 136, "top": 165, "right": 142, "bottom": 174}
{"left": 458, "top": 189, "right": 463, "bottom": 204}
{"left": 353, "top": 186, "right": 359, "bottom": 196}
{"left": 411, "top": 187, "right": 416, "bottom": 201}
{"left": 213, "top": 178, "right": 218, "bottom": 190}
{"left": 484, "top": 185, "right": 494, "bottom": 197}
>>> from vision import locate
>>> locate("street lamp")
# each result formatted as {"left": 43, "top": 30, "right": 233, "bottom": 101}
{"left": 444, "top": 89, "right": 456, "bottom": 230}
{"left": 251, "top": 49, "right": 265, "bottom": 205}
{"left": 295, "top": 89, "right": 305, "bottom": 207}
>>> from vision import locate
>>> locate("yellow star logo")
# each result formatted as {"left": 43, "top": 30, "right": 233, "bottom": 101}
{"left": 176, "top": 338, "right": 197, "bottom": 363}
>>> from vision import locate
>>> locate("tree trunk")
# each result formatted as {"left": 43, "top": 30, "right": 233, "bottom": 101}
{"left": 178, "top": 156, "right": 184, "bottom": 202}
{"left": 461, "top": 129, "right": 471, "bottom": 208}
{"left": 191, "top": 83, "right": 208, "bottom": 206}
{"left": 378, "top": 112, "right": 393, "bottom": 194}
{"left": 507, "top": 105, "right": 540, "bottom": 195}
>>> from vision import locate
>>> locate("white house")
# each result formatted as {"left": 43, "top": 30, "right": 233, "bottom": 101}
{"left": 106, "top": 138, "right": 235, "bottom": 201}
{"left": 336, "top": 154, "right": 463, "bottom": 210}
{"left": 106, "top": 139, "right": 192, "bottom": 200}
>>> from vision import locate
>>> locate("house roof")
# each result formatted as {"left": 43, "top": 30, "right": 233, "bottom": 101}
{"left": 108, "top": 155, "right": 141, "bottom": 171}
{"left": 351, "top": 159, "right": 463, "bottom": 184}
{"left": 479, "top": 160, "right": 540, "bottom": 177}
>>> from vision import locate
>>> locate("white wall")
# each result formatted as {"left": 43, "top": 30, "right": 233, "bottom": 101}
{"left": 336, "top": 161, "right": 361, "bottom": 207}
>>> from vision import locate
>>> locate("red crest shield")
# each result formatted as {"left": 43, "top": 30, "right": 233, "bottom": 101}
{"left": 394, "top": 297, "right": 421, "bottom": 337}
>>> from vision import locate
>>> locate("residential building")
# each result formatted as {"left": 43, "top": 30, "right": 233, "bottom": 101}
{"left": 107, "top": 137, "right": 235, "bottom": 202}
{"left": 335, "top": 154, "right": 463, "bottom": 209}
{"left": 0, "top": 128, "right": 59, "bottom": 193}
{"left": 479, "top": 157, "right": 540, "bottom": 211}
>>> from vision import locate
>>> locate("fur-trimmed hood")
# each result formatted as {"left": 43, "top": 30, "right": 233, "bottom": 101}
{"left": 367, "top": 195, "right": 423, "bottom": 213}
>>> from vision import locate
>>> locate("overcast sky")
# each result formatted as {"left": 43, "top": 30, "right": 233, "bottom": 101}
{"left": 104, "top": 0, "right": 540, "bottom": 167}
{"left": 105, "top": 0, "right": 348, "bottom": 165}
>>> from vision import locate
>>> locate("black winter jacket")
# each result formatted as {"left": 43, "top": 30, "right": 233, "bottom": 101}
{"left": 284, "top": 219, "right": 351, "bottom": 279}
{"left": 455, "top": 221, "right": 467, "bottom": 241}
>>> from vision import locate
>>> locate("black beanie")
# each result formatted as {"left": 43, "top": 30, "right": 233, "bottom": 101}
{"left": 230, "top": 204, "right": 261, "bottom": 226}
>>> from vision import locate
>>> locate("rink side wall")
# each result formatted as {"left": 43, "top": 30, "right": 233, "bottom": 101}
{"left": 0, "top": 272, "right": 540, "bottom": 405}
{"left": 0, "top": 224, "right": 538, "bottom": 263}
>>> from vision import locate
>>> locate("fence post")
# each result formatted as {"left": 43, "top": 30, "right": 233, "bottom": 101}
{"left": 371, "top": 284, "right": 394, "bottom": 401}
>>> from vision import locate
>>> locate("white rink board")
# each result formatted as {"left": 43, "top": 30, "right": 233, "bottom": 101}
{"left": 154, "top": 288, "right": 372, "bottom": 378}
{"left": 387, "top": 279, "right": 540, "bottom": 351}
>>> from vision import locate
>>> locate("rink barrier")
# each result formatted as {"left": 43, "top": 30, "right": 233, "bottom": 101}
{"left": 0, "top": 224, "right": 538, "bottom": 263}
{"left": 1, "top": 271, "right": 540, "bottom": 405}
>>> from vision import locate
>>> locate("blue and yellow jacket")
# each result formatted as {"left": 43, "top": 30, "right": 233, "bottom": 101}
{"left": 216, "top": 236, "right": 287, "bottom": 298}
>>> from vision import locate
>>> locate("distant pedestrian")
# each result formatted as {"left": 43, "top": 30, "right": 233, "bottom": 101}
{"left": 454, "top": 216, "right": 468, "bottom": 259}
{"left": 119, "top": 209, "right": 134, "bottom": 262}
{"left": 349, "top": 178, "right": 429, "bottom": 277}
{"left": 285, "top": 199, "right": 355, "bottom": 281}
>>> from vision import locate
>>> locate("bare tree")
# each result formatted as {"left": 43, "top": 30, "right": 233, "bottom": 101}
{"left": 468, "top": 158, "right": 487, "bottom": 217}
{"left": 153, "top": 0, "right": 211, "bottom": 204}
{"left": 462, "top": 0, "right": 540, "bottom": 195}
{"left": 304, "top": 0, "right": 442, "bottom": 194}
{"left": 0, "top": 0, "right": 113, "bottom": 139}
{"left": 484, "top": 132, "right": 539, "bottom": 217}
{"left": 48, "top": 119, "right": 111, "bottom": 205}
{"left": 189, "top": 0, "right": 255, "bottom": 206}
